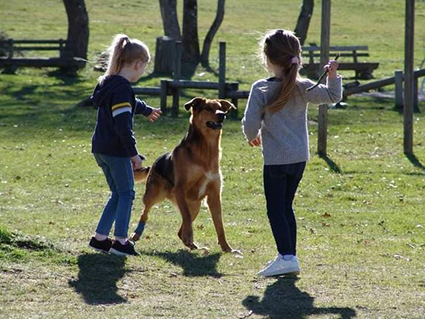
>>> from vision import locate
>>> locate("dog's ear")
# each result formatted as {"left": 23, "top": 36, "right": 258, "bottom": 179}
{"left": 218, "top": 99, "right": 237, "bottom": 113}
{"left": 184, "top": 97, "right": 206, "bottom": 111}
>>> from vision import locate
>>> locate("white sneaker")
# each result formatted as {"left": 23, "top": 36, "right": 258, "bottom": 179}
{"left": 258, "top": 255, "right": 300, "bottom": 277}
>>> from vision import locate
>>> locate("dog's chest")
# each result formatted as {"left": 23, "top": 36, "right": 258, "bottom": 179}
{"left": 197, "top": 171, "right": 221, "bottom": 198}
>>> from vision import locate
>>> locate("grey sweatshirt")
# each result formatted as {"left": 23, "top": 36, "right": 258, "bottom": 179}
{"left": 242, "top": 76, "right": 342, "bottom": 165}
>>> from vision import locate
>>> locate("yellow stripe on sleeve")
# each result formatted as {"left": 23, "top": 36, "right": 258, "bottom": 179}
{"left": 111, "top": 102, "right": 132, "bottom": 111}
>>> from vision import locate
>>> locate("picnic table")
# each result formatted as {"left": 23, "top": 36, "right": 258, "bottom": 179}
{"left": 301, "top": 44, "right": 379, "bottom": 80}
{"left": 0, "top": 39, "right": 86, "bottom": 73}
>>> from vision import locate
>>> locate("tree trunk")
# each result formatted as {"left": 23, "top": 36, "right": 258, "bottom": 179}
{"left": 63, "top": 0, "right": 89, "bottom": 60}
{"left": 158, "top": 0, "right": 181, "bottom": 40}
{"left": 200, "top": 0, "right": 225, "bottom": 68}
{"left": 294, "top": 0, "right": 314, "bottom": 46}
{"left": 154, "top": 36, "right": 177, "bottom": 74}
{"left": 182, "top": 0, "right": 200, "bottom": 64}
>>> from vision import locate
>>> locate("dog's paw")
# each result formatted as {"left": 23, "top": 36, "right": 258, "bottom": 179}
{"left": 230, "top": 249, "right": 243, "bottom": 257}
{"left": 185, "top": 242, "right": 199, "bottom": 250}
{"left": 180, "top": 226, "right": 194, "bottom": 246}
{"left": 221, "top": 244, "right": 242, "bottom": 256}
{"left": 130, "top": 232, "right": 141, "bottom": 242}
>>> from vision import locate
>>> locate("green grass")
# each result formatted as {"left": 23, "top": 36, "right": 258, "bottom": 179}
{"left": 1, "top": 0, "right": 425, "bottom": 318}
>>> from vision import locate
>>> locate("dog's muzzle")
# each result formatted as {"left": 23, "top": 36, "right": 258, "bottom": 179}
{"left": 207, "top": 112, "right": 226, "bottom": 130}
{"left": 206, "top": 121, "right": 224, "bottom": 130}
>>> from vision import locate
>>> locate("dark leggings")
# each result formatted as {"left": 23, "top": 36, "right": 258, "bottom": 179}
{"left": 263, "top": 162, "right": 306, "bottom": 256}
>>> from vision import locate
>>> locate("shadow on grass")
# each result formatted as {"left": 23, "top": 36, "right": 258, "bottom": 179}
{"left": 46, "top": 70, "right": 85, "bottom": 85}
{"left": 405, "top": 153, "right": 425, "bottom": 171}
{"left": 141, "top": 249, "right": 222, "bottom": 278}
{"left": 69, "top": 253, "right": 129, "bottom": 305}
{"left": 319, "top": 155, "right": 342, "bottom": 174}
{"left": 242, "top": 277, "right": 356, "bottom": 319}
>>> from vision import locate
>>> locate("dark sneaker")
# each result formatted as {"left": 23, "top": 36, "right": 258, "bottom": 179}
{"left": 88, "top": 236, "right": 113, "bottom": 253}
{"left": 110, "top": 240, "right": 139, "bottom": 256}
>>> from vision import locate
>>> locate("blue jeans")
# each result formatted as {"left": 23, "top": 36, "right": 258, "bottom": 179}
{"left": 263, "top": 162, "right": 306, "bottom": 256}
{"left": 93, "top": 153, "right": 135, "bottom": 238}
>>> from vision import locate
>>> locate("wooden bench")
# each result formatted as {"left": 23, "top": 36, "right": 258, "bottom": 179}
{"left": 0, "top": 39, "right": 86, "bottom": 73}
{"left": 300, "top": 45, "right": 379, "bottom": 80}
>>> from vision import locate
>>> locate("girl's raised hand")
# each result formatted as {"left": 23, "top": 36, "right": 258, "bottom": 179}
{"left": 324, "top": 59, "right": 339, "bottom": 78}
{"left": 147, "top": 108, "right": 162, "bottom": 122}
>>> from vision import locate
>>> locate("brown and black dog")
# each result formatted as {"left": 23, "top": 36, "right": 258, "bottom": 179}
{"left": 131, "top": 97, "right": 238, "bottom": 252}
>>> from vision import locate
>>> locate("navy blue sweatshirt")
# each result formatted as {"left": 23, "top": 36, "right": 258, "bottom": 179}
{"left": 91, "top": 75, "right": 153, "bottom": 157}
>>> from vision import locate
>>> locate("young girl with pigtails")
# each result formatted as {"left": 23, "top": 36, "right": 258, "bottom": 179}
{"left": 89, "top": 34, "right": 162, "bottom": 256}
{"left": 242, "top": 29, "right": 342, "bottom": 276}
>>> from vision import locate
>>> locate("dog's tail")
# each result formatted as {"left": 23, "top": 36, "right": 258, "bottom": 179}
{"left": 134, "top": 166, "right": 150, "bottom": 183}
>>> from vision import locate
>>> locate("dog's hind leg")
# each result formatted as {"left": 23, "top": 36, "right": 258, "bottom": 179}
{"left": 130, "top": 203, "right": 153, "bottom": 242}
{"left": 130, "top": 178, "right": 168, "bottom": 242}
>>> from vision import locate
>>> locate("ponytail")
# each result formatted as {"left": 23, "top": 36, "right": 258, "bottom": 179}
{"left": 267, "top": 62, "right": 299, "bottom": 114}
{"left": 105, "top": 34, "right": 130, "bottom": 77}
{"left": 260, "top": 29, "right": 302, "bottom": 114}
{"left": 99, "top": 33, "right": 151, "bottom": 82}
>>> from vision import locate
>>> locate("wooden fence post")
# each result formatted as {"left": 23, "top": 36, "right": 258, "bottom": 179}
{"left": 172, "top": 41, "right": 182, "bottom": 117}
{"left": 229, "top": 82, "right": 239, "bottom": 119}
{"left": 395, "top": 70, "right": 403, "bottom": 109}
{"left": 219, "top": 42, "right": 226, "bottom": 99}
{"left": 318, "top": 0, "right": 331, "bottom": 157}
{"left": 318, "top": 105, "right": 328, "bottom": 156}
{"left": 160, "top": 80, "right": 168, "bottom": 114}
{"left": 413, "top": 76, "right": 419, "bottom": 112}
{"left": 404, "top": 0, "right": 414, "bottom": 155}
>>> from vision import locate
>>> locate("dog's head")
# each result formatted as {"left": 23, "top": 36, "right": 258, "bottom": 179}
{"left": 184, "top": 97, "right": 236, "bottom": 130}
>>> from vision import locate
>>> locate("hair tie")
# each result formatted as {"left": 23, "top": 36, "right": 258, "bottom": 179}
{"left": 291, "top": 57, "right": 299, "bottom": 64}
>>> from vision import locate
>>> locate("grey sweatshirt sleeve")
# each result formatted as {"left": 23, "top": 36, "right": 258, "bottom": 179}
{"left": 302, "top": 76, "right": 343, "bottom": 105}
{"left": 241, "top": 82, "right": 264, "bottom": 141}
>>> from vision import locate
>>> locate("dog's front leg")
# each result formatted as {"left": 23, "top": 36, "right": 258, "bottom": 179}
{"left": 173, "top": 187, "right": 196, "bottom": 249}
{"left": 207, "top": 187, "right": 234, "bottom": 253}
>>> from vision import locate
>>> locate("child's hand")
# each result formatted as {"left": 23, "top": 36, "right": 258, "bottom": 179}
{"left": 248, "top": 134, "right": 262, "bottom": 147}
{"left": 324, "top": 60, "right": 339, "bottom": 78}
{"left": 131, "top": 155, "right": 142, "bottom": 171}
{"left": 147, "top": 108, "right": 162, "bottom": 122}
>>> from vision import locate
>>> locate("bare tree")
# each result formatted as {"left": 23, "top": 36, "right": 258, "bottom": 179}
{"left": 182, "top": 0, "right": 200, "bottom": 63}
{"left": 159, "top": 0, "right": 181, "bottom": 40}
{"left": 201, "top": 0, "right": 225, "bottom": 68}
{"left": 294, "top": 0, "right": 314, "bottom": 46}
{"left": 157, "top": 0, "right": 226, "bottom": 72}
{"left": 63, "top": 0, "right": 89, "bottom": 59}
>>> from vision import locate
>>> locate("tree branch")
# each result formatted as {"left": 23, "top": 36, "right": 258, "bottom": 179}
{"left": 201, "top": 0, "right": 225, "bottom": 68}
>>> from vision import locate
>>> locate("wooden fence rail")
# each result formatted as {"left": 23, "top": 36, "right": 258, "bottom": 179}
{"left": 132, "top": 41, "right": 249, "bottom": 118}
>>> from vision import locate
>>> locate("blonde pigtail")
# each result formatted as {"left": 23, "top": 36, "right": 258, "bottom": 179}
{"left": 99, "top": 34, "right": 150, "bottom": 83}
{"left": 105, "top": 34, "right": 130, "bottom": 77}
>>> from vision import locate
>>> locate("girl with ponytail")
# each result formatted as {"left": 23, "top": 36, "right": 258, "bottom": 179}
{"left": 242, "top": 29, "right": 342, "bottom": 277}
{"left": 89, "top": 34, "right": 161, "bottom": 256}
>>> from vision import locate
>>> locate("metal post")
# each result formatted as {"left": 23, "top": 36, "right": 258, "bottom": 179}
{"left": 318, "top": 0, "right": 331, "bottom": 157}
{"left": 404, "top": 0, "right": 414, "bottom": 154}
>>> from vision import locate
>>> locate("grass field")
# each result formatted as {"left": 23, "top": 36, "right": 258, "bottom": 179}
{"left": 1, "top": 1, "right": 425, "bottom": 318}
